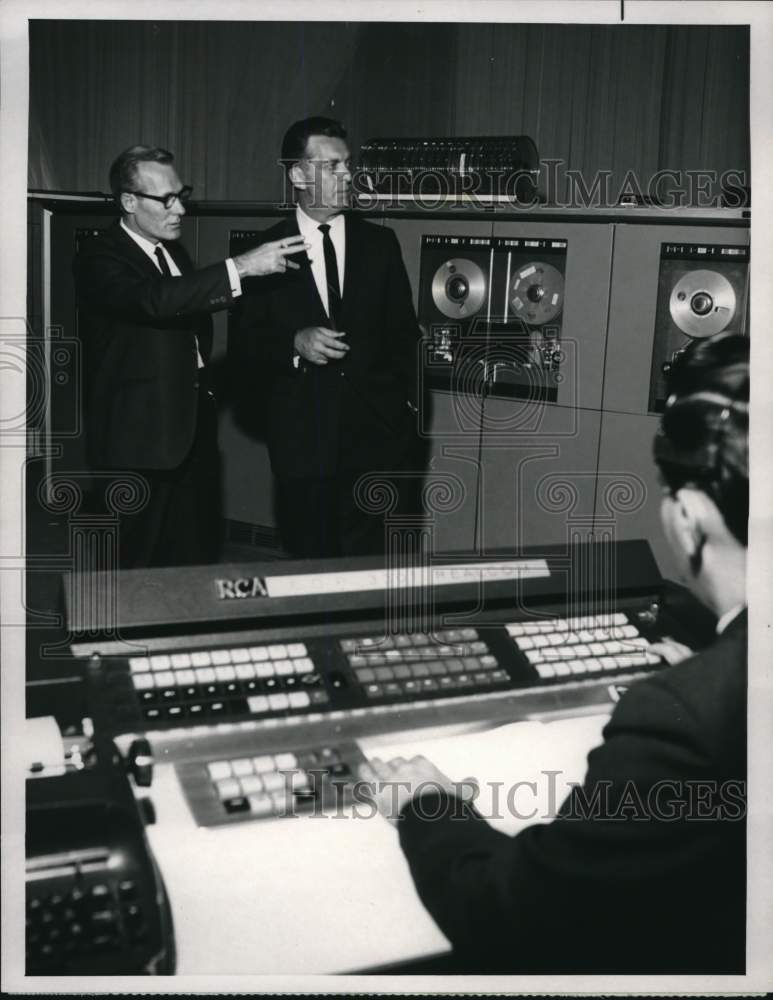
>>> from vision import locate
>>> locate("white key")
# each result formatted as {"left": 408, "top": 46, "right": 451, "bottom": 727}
{"left": 132, "top": 673, "right": 154, "bottom": 690}
{"left": 645, "top": 652, "right": 662, "bottom": 665}
{"left": 262, "top": 771, "right": 285, "bottom": 793}
{"left": 216, "top": 778, "right": 241, "bottom": 800}
{"left": 516, "top": 636, "right": 534, "bottom": 650}
{"left": 249, "top": 646, "right": 269, "bottom": 662}
{"left": 548, "top": 633, "right": 565, "bottom": 646}
{"left": 256, "top": 662, "right": 276, "bottom": 679}
{"left": 535, "top": 662, "right": 556, "bottom": 679}
{"left": 585, "top": 657, "right": 603, "bottom": 673}
{"left": 287, "top": 643, "right": 307, "bottom": 658}
{"left": 231, "top": 758, "right": 254, "bottom": 777}
{"left": 578, "top": 630, "right": 595, "bottom": 643}
{"left": 589, "top": 642, "right": 607, "bottom": 656}
{"left": 215, "top": 665, "right": 236, "bottom": 682}
{"left": 603, "top": 640, "right": 626, "bottom": 655}
{"left": 553, "top": 662, "right": 571, "bottom": 676}
{"left": 154, "top": 671, "right": 175, "bottom": 688}
{"left": 289, "top": 770, "right": 310, "bottom": 792}
{"left": 235, "top": 662, "right": 256, "bottom": 680}
{"left": 230, "top": 648, "right": 251, "bottom": 664}
{"left": 247, "top": 695, "right": 269, "bottom": 714}
{"left": 599, "top": 656, "right": 619, "bottom": 671}
{"left": 293, "top": 657, "right": 314, "bottom": 675}
{"left": 253, "top": 755, "right": 275, "bottom": 773}
{"left": 171, "top": 652, "right": 192, "bottom": 669}
{"left": 129, "top": 656, "right": 150, "bottom": 674}
{"left": 506, "top": 623, "right": 525, "bottom": 637}
{"left": 618, "top": 624, "right": 639, "bottom": 639}
{"left": 191, "top": 651, "right": 212, "bottom": 667}
{"left": 525, "top": 649, "right": 544, "bottom": 664}
{"left": 288, "top": 691, "right": 311, "bottom": 709}
{"left": 268, "top": 692, "right": 290, "bottom": 711}
{"left": 274, "top": 659, "right": 294, "bottom": 677}
{"left": 597, "top": 613, "right": 628, "bottom": 628}
{"left": 573, "top": 644, "right": 591, "bottom": 657}
{"left": 176, "top": 669, "right": 196, "bottom": 687}
{"left": 532, "top": 635, "right": 550, "bottom": 649}
{"left": 211, "top": 649, "right": 232, "bottom": 665}
{"left": 552, "top": 619, "right": 570, "bottom": 632}
{"left": 267, "top": 644, "right": 288, "bottom": 660}
{"left": 628, "top": 636, "right": 651, "bottom": 648}
{"left": 207, "top": 760, "right": 232, "bottom": 781}
{"left": 248, "top": 793, "right": 274, "bottom": 817}
{"left": 195, "top": 666, "right": 217, "bottom": 684}
{"left": 568, "top": 659, "right": 588, "bottom": 675}
{"left": 239, "top": 774, "right": 264, "bottom": 795}
{"left": 150, "top": 654, "right": 171, "bottom": 672}
{"left": 274, "top": 752, "right": 298, "bottom": 770}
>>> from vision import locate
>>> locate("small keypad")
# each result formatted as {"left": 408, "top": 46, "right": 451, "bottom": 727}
{"left": 128, "top": 642, "right": 325, "bottom": 723}
{"left": 505, "top": 614, "right": 660, "bottom": 679}
{"left": 340, "top": 629, "right": 506, "bottom": 700}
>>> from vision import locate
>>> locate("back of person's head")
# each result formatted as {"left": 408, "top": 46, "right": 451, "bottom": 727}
{"left": 654, "top": 332, "right": 749, "bottom": 546}
{"left": 281, "top": 117, "right": 347, "bottom": 168}
{"left": 109, "top": 145, "right": 174, "bottom": 202}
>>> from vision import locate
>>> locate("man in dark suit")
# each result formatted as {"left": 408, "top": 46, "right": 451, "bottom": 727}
{"left": 234, "top": 118, "right": 422, "bottom": 558}
{"left": 360, "top": 333, "right": 749, "bottom": 974}
{"left": 75, "top": 145, "right": 307, "bottom": 567}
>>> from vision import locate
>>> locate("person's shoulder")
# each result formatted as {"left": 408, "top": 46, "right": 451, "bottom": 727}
{"left": 77, "top": 219, "right": 125, "bottom": 257}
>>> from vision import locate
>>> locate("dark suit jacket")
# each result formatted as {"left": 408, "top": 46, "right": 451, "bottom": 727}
{"left": 399, "top": 611, "right": 747, "bottom": 974}
{"left": 232, "top": 213, "right": 421, "bottom": 480}
{"left": 74, "top": 221, "right": 235, "bottom": 470}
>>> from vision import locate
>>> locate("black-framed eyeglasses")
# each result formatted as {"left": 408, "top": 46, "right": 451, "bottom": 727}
{"left": 128, "top": 185, "right": 193, "bottom": 209}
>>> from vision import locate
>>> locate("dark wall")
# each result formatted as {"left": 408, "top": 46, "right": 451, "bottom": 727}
{"left": 29, "top": 20, "right": 749, "bottom": 203}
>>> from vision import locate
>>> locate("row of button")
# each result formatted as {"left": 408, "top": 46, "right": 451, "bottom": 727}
{"left": 364, "top": 668, "right": 510, "bottom": 700}
{"left": 511, "top": 625, "right": 641, "bottom": 651}
{"left": 347, "top": 641, "right": 489, "bottom": 668}
{"left": 130, "top": 657, "right": 315, "bottom": 691}
{"left": 533, "top": 650, "right": 660, "bottom": 679}
{"left": 353, "top": 653, "right": 498, "bottom": 686}
{"left": 339, "top": 628, "right": 479, "bottom": 653}
{"left": 128, "top": 642, "right": 309, "bottom": 673}
{"left": 142, "top": 686, "right": 329, "bottom": 723}
{"left": 505, "top": 613, "right": 628, "bottom": 637}
{"left": 521, "top": 639, "right": 654, "bottom": 665}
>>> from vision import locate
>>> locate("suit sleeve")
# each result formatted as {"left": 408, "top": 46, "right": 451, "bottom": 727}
{"left": 75, "top": 247, "right": 235, "bottom": 323}
{"left": 381, "top": 228, "right": 422, "bottom": 405}
{"left": 397, "top": 673, "right": 718, "bottom": 968}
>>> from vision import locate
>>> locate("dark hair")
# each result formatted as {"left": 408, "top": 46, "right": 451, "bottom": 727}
{"left": 280, "top": 117, "right": 347, "bottom": 168}
{"left": 109, "top": 145, "right": 174, "bottom": 202}
{"left": 654, "top": 332, "right": 749, "bottom": 545}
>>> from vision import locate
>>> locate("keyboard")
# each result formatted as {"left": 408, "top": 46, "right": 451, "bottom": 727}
{"left": 175, "top": 742, "right": 367, "bottom": 827}
{"left": 92, "top": 611, "right": 665, "bottom": 761}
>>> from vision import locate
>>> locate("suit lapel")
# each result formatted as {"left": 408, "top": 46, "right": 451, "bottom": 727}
{"left": 340, "top": 214, "right": 365, "bottom": 331}
{"left": 281, "top": 214, "right": 329, "bottom": 327}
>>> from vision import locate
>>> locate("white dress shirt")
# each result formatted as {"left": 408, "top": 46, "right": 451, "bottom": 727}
{"left": 716, "top": 604, "right": 745, "bottom": 635}
{"left": 295, "top": 205, "right": 345, "bottom": 320}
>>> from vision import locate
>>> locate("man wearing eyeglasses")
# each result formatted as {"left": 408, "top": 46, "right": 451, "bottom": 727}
{"left": 75, "top": 144, "right": 308, "bottom": 568}
{"left": 233, "top": 118, "right": 423, "bottom": 558}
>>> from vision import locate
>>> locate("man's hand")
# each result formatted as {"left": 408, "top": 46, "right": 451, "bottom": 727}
{"left": 358, "top": 755, "right": 477, "bottom": 826}
{"left": 294, "top": 326, "right": 349, "bottom": 365}
{"left": 233, "top": 235, "right": 309, "bottom": 277}
{"left": 648, "top": 636, "right": 694, "bottom": 665}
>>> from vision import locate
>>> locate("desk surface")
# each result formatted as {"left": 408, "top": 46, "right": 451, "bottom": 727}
{"left": 145, "top": 711, "right": 610, "bottom": 975}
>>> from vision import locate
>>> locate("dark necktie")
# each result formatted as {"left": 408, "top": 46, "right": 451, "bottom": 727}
{"left": 154, "top": 244, "right": 172, "bottom": 276}
{"left": 318, "top": 223, "right": 343, "bottom": 330}
{"left": 155, "top": 244, "right": 201, "bottom": 367}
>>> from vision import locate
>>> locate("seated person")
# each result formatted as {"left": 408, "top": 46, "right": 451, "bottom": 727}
{"left": 360, "top": 331, "right": 749, "bottom": 974}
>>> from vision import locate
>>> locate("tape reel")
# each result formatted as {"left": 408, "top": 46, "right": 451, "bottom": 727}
{"left": 669, "top": 269, "right": 737, "bottom": 338}
{"left": 509, "top": 261, "right": 564, "bottom": 326}
{"left": 431, "top": 258, "right": 487, "bottom": 319}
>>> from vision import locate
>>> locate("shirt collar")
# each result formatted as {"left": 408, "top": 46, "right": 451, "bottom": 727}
{"left": 295, "top": 205, "right": 344, "bottom": 238}
{"left": 716, "top": 604, "right": 745, "bottom": 635}
{"left": 120, "top": 218, "right": 163, "bottom": 256}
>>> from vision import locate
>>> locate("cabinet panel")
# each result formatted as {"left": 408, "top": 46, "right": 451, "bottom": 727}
{"left": 604, "top": 222, "right": 749, "bottom": 415}
{"left": 477, "top": 400, "right": 601, "bottom": 553}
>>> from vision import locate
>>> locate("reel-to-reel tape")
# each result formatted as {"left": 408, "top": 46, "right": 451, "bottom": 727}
{"left": 649, "top": 242, "right": 750, "bottom": 411}
{"left": 419, "top": 234, "right": 568, "bottom": 401}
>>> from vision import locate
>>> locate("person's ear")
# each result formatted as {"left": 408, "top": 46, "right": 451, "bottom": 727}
{"left": 288, "top": 161, "right": 308, "bottom": 191}
{"left": 120, "top": 191, "right": 136, "bottom": 215}
{"left": 672, "top": 487, "right": 710, "bottom": 560}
